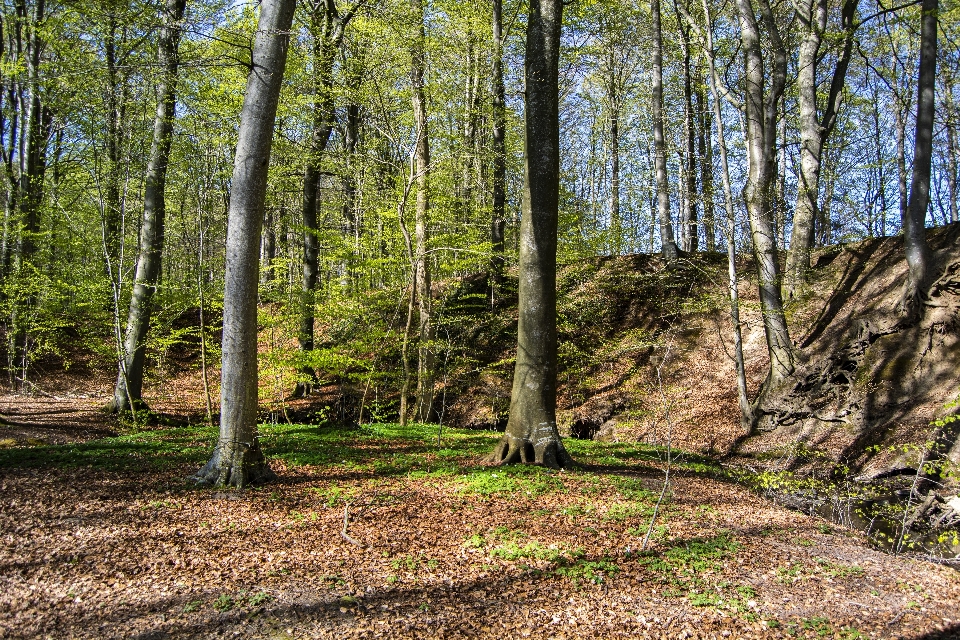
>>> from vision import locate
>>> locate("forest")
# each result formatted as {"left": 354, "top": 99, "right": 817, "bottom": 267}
{"left": 1, "top": 0, "right": 960, "bottom": 637}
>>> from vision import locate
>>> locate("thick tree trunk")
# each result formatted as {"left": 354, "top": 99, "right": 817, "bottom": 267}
{"left": 410, "top": 0, "right": 433, "bottom": 423}
{"left": 109, "top": 0, "right": 186, "bottom": 414}
{"left": 489, "top": 0, "right": 572, "bottom": 469}
{"left": 736, "top": 0, "right": 793, "bottom": 390}
{"left": 652, "top": 0, "right": 679, "bottom": 260}
{"left": 191, "top": 0, "right": 295, "bottom": 488}
{"left": 785, "top": 0, "right": 856, "bottom": 296}
{"left": 900, "top": 0, "right": 937, "bottom": 315}
{"left": 489, "top": 0, "right": 506, "bottom": 294}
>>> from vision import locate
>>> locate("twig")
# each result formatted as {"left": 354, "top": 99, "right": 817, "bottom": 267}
{"left": 642, "top": 341, "right": 674, "bottom": 551}
{"left": 341, "top": 502, "right": 363, "bottom": 547}
{"left": 14, "top": 377, "right": 59, "bottom": 399}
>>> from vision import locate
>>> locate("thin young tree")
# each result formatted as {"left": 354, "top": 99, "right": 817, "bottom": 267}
{"left": 108, "top": 0, "right": 186, "bottom": 414}
{"left": 191, "top": 0, "right": 296, "bottom": 488}
{"left": 488, "top": 0, "right": 573, "bottom": 468}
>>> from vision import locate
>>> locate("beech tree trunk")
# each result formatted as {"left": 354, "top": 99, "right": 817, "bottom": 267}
{"left": 703, "top": 0, "right": 751, "bottom": 429}
{"left": 489, "top": 0, "right": 507, "bottom": 293}
{"left": 410, "top": 0, "right": 433, "bottom": 423}
{"left": 608, "top": 52, "right": 621, "bottom": 256}
{"left": 785, "top": 0, "right": 856, "bottom": 297}
{"left": 652, "top": 0, "right": 679, "bottom": 260}
{"left": 489, "top": 0, "right": 572, "bottom": 469}
{"left": 697, "top": 77, "right": 715, "bottom": 252}
{"left": 736, "top": 0, "right": 793, "bottom": 389}
{"left": 900, "top": 0, "right": 937, "bottom": 315}
{"left": 191, "top": 0, "right": 295, "bottom": 488}
{"left": 294, "top": 0, "right": 356, "bottom": 398}
{"left": 677, "top": 5, "right": 697, "bottom": 253}
{"left": 109, "top": 0, "right": 186, "bottom": 414}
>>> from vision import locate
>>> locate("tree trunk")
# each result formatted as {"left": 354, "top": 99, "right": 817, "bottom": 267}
{"left": 900, "top": 0, "right": 937, "bottom": 315}
{"left": 944, "top": 74, "right": 958, "bottom": 224}
{"left": 698, "top": 78, "right": 716, "bottom": 252}
{"left": 652, "top": 0, "right": 679, "bottom": 260}
{"left": 703, "top": 0, "right": 751, "bottom": 429}
{"left": 736, "top": 0, "right": 793, "bottom": 390}
{"left": 489, "top": 0, "right": 506, "bottom": 295}
{"left": 191, "top": 0, "right": 295, "bottom": 488}
{"left": 677, "top": 4, "right": 697, "bottom": 253}
{"left": 785, "top": 0, "right": 856, "bottom": 296}
{"left": 259, "top": 206, "right": 275, "bottom": 288}
{"left": 294, "top": 1, "right": 352, "bottom": 398}
{"left": 609, "top": 58, "right": 621, "bottom": 256}
{"left": 488, "top": 0, "right": 573, "bottom": 469}
{"left": 410, "top": 0, "right": 433, "bottom": 423}
{"left": 109, "top": 0, "right": 186, "bottom": 414}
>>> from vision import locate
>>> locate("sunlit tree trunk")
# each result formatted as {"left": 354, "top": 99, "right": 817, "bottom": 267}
{"left": 109, "top": 0, "right": 186, "bottom": 414}
{"left": 677, "top": 3, "right": 697, "bottom": 253}
{"left": 652, "top": 0, "right": 679, "bottom": 260}
{"left": 785, "top": 0, "right": 856, "bottom": 297}
{"left": 191, "top": 0, "right": 295, "bottom": 488}
{"left": 489, "top": 0, "right": 572, "bottom": 469}
{"left": 736, "top": 0, "right": 793, "bottom": 389}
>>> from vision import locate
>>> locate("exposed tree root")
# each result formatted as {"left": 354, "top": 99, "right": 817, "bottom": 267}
{"left": 487, "top": 431, "right": 574, "bottom": 469}
{"left": 189, "top": 441, "right": 276, "bottom": 488}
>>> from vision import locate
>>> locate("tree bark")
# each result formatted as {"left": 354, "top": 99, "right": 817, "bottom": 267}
{"left": 109, "top": 0, "right": 186, "bottom": 414}
{"left": 736, "top": 0, "right": 793, "bottom": 389}
{"left": 609, "top": 63, "right": 621, "bottom": 256}
{"left": 703, "top": 0, "right": 751, "bottom": 429}
{"left": 900, "top": 0, "right": 937, "bottom": 316}
{"left": 697, "top": 76, "right": 716, "bottom": 252}
{"left": 785, "top": 0, "right": 856, "bottom": 297}
{"left": 652, "top": 0, "right": 679, "bottom": 260}
{"left": 191, "top": 0, "right": 295, "bottom": 488}
{"left": 294, "top": 0, "right": 355, "bottom": 398}
{"left": 489, "top": 0, "right": 507, "bottom": 295}
{"left": 488, "top": 0, "right": 572, "bottom": 469}
{"left": 410, "top": 0, "right": 433, "bottom": 423}
{"left": 677, "top": 2, "right": 697, "bottom": 253}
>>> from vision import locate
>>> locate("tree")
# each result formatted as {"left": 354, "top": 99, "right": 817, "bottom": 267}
{"left": 736, "top": 0, "right": 794, "bottom": 390}
{"left": 784, "top": 0, "right": 856, "bottom": 297}
{"left": 410, "top": 0, "right": 433, "bottom": 423}
{"left": 191, "top": 0, "right": 296, "bottom": 488}
{"left": 294, "top": 0, "right": 361, "bottom": 398}
{"left": 900, "top": 0, "right": 937, "bottom": 315}
{"left": 651, "top": 0, "right": 679, "bottom": 260}
{"left": 488, "top": 0, "right": 572, "bottom": 468}
{"left": 108, "top": 0, "right": 187, "bottom": 415}
{"left": 489, "top": 0, "right": 506, "bottom": 292}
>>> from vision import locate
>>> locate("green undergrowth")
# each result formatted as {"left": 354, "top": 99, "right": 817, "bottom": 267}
{"left": 0, "top": 420, "right": 725, "bottom": 492}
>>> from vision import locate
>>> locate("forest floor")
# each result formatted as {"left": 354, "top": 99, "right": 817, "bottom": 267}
{"left": 1, "top": 385, "right": 960, "bottom": 640}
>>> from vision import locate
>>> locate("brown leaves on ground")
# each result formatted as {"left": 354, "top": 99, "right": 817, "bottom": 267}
{"left": 1, "top": 394, "right": 959, "bottom": 639}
